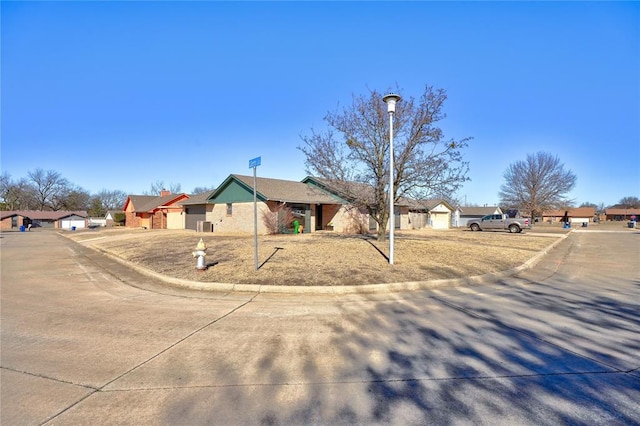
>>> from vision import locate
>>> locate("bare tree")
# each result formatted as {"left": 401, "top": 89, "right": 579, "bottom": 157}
{"left": 1, "top": 173, "right": 36, "bottom": 210}
{"left": 60, "top": 188, "right": 91, "bottom": 211}
{"left": 144, "top": 180, "right": 182, "bottom": 196}
{"left": 616, "top": 196, "right": 640, "bottom": 209}
{"left": 299, "top": 85, "right": 470, "bottom": 241}
{"left": 27, "top": 169, "right": 71, "bottom": 211}
{"left": 192, "top": 186, "right": 215, "bottom": 195}
{"left": 95, "top": 189, "right": 128, "bottom": 210}
{"left": 499, "top": 152, "right": 577, "bottom": 224}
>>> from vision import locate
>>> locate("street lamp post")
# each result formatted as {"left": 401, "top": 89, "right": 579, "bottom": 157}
{"left": 383, "top": 93, "right": 401, "bottom": 265}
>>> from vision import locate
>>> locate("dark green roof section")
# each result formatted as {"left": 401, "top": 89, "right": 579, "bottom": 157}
{"left": 208, "top": 175, "right": 267, "bottom": 203}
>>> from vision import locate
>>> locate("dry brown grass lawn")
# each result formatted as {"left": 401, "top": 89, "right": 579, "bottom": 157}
{"left": 68, "top": 227, "right": 566, "bottom": 286}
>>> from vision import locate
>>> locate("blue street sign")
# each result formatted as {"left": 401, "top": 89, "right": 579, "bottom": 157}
{"left": 249, "top": 156, "right": 261, "bottom": 168}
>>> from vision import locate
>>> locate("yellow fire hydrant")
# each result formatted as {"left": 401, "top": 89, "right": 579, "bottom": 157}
{"left": 192, "top": 238, "right": 208, "bottom": 271}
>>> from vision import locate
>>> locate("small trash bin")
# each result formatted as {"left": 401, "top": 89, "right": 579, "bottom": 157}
{"left": 582, "top": 222, "right": 587, "bottom": 228}
{"left": 629, "top": 221, "right": 636, "bottom": 229}
{"left": 71, "top": 226, "right": 76, "bottom": 231}
{"left": 20, "top": 225, "right": 25, "bottom": 232}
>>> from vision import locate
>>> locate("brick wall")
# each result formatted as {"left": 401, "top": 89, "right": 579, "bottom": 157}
{"left": 209, "top": 202, "right": 272, "bottom": 234}
{"left": 125, "top": 211, "right": 141, "bottom": 228}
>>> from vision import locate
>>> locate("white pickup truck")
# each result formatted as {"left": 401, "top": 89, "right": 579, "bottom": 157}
{"left": 468, "top": 214, "right": 529, "bottom": 233}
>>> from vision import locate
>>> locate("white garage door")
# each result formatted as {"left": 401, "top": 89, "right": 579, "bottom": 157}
{"left": 431, "top": 213, "right": 450, "bottom": 229}
{"left": 61, "top": 219, "right": 86, "bottom": 229}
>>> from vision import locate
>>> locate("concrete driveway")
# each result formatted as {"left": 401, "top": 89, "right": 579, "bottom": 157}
{"left": 1, "top": 229, "right": 639, "bottom": 425}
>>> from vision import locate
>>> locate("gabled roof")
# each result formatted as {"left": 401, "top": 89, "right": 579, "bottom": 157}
{"left": 302, "top": 176, "right": 369, "bottom": 204}
{"left": 0, "top": 210, "right": 88, "bottom": 220}
{"left": 459, "top": 206, "right": 502, "bottom": 216}
{"left": 210, "top": 175, "right": 340, "bottom": 204}
{"left": 401, "top": 198, "right": 455, "bottom": 212}
{"left": 105, "top": 210, "right": 122, "bottom": 219}
{"left": 123, "top": 193, "right": 189, "bottom": 212}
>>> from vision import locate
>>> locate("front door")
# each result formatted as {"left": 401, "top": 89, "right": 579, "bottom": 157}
{"left": 316, "top": 204, "right": 323, "bottom": 231}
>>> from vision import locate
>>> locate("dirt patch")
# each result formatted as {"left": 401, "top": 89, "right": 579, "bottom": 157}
{"left": 67, "top": 227, "right": 565, "bottom": 286}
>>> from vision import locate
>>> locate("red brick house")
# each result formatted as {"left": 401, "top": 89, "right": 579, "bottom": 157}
{"left": 541, "top": 207, "right": 596, "bottom": 224}
{"left": 604, "top": 208, "right": 639, "bottom": 221}
{"left": 123, "top": 190, "right": 189, "bottom": 229}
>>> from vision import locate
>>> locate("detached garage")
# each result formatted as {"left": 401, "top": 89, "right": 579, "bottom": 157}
{"left": 428, "top": 201, "right": 454, "bottom": 229}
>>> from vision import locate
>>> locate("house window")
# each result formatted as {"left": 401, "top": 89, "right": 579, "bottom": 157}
{"left": 226, "top": 203, "right": 232, "bottom": 216}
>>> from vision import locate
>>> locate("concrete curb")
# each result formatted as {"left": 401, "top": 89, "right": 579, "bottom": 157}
{"left": 70, "top": 232, "right": 570, "bottom": 294}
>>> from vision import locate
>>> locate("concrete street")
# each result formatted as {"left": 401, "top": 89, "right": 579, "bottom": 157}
{"left": 1, "top": 229, "right": 639, "bottom": 425}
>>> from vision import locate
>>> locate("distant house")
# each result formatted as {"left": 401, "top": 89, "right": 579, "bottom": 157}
{"left": 604, "top": 208, "right": 639, "bottom": 221}
{"left": 0, "top": 210, "right": 88, "bottom": 230}
{"left": 123, "top": 190, "right": 189, "bottom": 229}
{"left": 456, "top": 206, "right": 503, "bottom": 227}
{"left": 542, "top": 207, "right": 596, "bottom": 224}
{"left": 105, "top": 210, "right": 123, "bottom": 227}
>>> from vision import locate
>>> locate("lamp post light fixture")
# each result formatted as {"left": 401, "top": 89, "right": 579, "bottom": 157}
{"left": 383, "top": 93, "right": 401, "bottom": 265}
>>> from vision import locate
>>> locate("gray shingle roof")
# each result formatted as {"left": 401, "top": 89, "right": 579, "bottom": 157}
{"left": 460, "top": 207, "right": 502, "bottom": 216}
{"left": 179, "top": 191, "right": 215, "bottom": 206}
{"left": 232, "top": 175, "right": 340, "bottom": 204}
{"left": 126, "top": 194, "right": 185, "bottom": 212}
{"left": 0, "top": 210, "right": 88, "bottom": 220}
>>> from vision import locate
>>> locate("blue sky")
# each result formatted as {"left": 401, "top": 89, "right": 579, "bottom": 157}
{"left": 2, "top": 1, "right": 638, "bottom": 207}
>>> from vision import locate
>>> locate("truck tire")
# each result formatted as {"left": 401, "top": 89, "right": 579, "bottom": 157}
{"left": 470, "top": 223, "right": 480, "bottom": 232}
{"left": 509, "top": 224, "right": 520, "bottom": 233}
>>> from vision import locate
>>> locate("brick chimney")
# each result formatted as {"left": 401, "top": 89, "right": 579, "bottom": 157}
{"left": 160, "top": 189, "right": 171, "bottom": 197}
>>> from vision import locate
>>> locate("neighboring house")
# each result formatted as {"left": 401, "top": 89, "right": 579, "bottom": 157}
{"left": 456, "top": 206, "right": 503, "bottom": 227}
{"left": 604, "top": 208, "right": 639, "bottom": 221}
{"left": 425, "top": 200, "right": 455, "bottom": 229}
{"left": 0, "top": 210, "right": 88, "bottom": 230}
{"left": 123, "top": 190, "right": 189, "bottom": 229}
{"left": 542, "top": 207, "right": 596, "bottom": 224}
{"left": 105, "top": 210, "right": 124, "bottom": 227}
{"left": 400, "top": 198, "right": 455, "bottom": 230}
{"left": 179, "top": 190, "right": 216, "bottom": 231}
{"left": 206, "top": 174, "right": 344, "bottom": 234}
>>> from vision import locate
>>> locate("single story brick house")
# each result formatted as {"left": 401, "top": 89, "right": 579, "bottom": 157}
{"left": 604, "top": 208, "right": 639, "bottom": 221}
{"left": 123, "top": 190, "right": 189, "bottom": 229}
{"left": 0, "top": 210, "right": 88, "bottom": 230}
{"left": 542, "top": 207, "right": 596, "bottom": 224}
{"left": 204, "top": 174, "right": 345, "bottom": 234}
{"left": 184, "top": 174, "right": 457, "bottom": 234}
